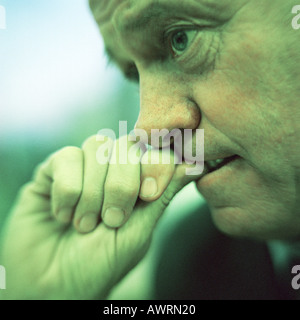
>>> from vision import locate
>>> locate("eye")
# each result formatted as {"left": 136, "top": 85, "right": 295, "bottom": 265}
{"left": 169, "top": 30, "right": 198, "bottom": 57}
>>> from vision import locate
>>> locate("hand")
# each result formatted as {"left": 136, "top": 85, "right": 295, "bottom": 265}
{"left": 0, "top": 135, "right": 202, "bottom": 300}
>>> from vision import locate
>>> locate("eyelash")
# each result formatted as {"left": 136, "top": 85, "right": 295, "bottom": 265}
{"left": 164, "top": 27, "right": 198, "bottom": 59}
{"left": 122, "top": 27, "right": 200, "bottom": 83}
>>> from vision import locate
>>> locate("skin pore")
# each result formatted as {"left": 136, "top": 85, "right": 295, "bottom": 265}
{"left": 91, "top": 0, "right": 300, "bottom": 240}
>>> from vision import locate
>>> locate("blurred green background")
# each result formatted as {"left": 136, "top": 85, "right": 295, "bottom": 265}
{"left": 0, "top": 0, "right": 140, "bottom": 229}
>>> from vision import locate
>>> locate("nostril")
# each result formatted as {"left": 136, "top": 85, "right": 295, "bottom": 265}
{"left": 187, "top": 97, "right": 202, "bottom": 127}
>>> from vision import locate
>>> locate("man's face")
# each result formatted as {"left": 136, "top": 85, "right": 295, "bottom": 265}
{"left": 90, "top": 0, "right": 300, "bottom": 240}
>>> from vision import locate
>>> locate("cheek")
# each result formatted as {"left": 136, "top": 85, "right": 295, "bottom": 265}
{"left": 193, "top": 71, "right": 265, "bottom": 154}
{"left": 193, "top": 24, "right": 277, "bottom": 150}
{"left": 193, "top": 68, "right": 291, "bottom": 177}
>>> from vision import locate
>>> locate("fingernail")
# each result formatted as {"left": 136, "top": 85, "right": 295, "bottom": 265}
{"left": 79, "top": 213, "right": 98, "bottom": 233}
{"left": 140, "top": 177, "right": 158, "bottom": 198}
{"left": 58, "top": 209, "right": 72, "bottom": 224}
{"left": 103, "top": 207, "right": 125, "bottom": 228}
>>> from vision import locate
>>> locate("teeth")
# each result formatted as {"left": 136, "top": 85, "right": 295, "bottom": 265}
{"left": 207, "top": 158, "right": 225, "bottom": 170}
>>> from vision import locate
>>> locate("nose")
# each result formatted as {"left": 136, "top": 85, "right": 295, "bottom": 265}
{"left": 134, "top": 71, "right": 201, "bottom": 148}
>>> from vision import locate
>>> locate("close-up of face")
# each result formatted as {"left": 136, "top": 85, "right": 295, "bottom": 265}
{"left": 90, "top": 0, "right": 300, "bottom": 241}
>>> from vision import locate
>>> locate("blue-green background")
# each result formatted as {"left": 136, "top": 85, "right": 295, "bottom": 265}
{"left": 0, "top": 0, "right": 140, "bottom": 229}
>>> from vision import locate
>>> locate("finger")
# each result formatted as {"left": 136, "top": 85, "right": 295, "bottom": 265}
{"left": 171, "top": 161, "right": 207, "bottom": 190}
{"left": 139, "top": 148, "right": 176, "bottom": 202}
{"left": 46, "top": 147, "right": 84, "bottom": 224}
{"left": 101, "top": 135, "right": 143, "bottom": 229}
{"left": 104, "top": 161, "right": 207, "bottom": 272}
{"left": 135, "top": 161, "right": 207, "bottom": 229}
{"left": 73, "top": 135, "right": 113, "bottom": 233}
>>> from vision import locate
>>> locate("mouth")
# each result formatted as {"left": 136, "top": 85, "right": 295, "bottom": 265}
{"left": 205, "top": 155, "right": 240, "bottom": 174}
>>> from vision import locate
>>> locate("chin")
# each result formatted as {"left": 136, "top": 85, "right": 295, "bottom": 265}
{"left": 208, "top": 205, "right": 300, "bottom": 241}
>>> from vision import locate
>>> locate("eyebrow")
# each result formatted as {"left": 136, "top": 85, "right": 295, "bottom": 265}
{"left": 119, "top": 3, "right": 170, "bottom": 32}
{"left": 116, "top": 1, "right": 230, "bottom": 33}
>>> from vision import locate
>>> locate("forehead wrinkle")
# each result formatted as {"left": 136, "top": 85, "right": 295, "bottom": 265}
{"left": 112, "top": 0, "right": 235, "bottom": 35}
{"left": 92, "top": 0, "right": 243, "bottom": 32}
{"left": 114, "top": 2, "right": 169, "bottom": 32}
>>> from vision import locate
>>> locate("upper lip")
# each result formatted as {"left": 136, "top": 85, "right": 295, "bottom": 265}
{"left": 182, "top": 153, "right": 237, "bottom": 163}
{"left": 204, "top": 154, "right": 237, "bottom": 162}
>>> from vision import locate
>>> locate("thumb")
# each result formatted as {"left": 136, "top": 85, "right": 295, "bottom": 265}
{"left": 122, "top": 161, "right": 206, "bottom": 242}
{"left": 151, "top": 161, "right": 207, "bottom": 221}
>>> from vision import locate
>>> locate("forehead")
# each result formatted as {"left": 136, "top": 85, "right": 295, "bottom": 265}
{"left": 90, "top": 0, "right": 243, "bottom": 29}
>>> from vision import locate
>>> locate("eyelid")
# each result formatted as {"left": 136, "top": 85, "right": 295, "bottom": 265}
{"left": 164, "top": 27, "right": 199, "bottom": 58}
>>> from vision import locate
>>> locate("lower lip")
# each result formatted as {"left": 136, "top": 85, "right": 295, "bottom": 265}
{"left": 198, "top": 156, "right": 242, "bottom": 188}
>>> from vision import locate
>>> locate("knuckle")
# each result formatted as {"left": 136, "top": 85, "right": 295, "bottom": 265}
{"left": 59, "top": 146, "right": 81, "bottom": 157}
{"left": 96, "top": 134, "right": 114, "bottom": 144}
{"left": 160, "top": 188, "right": 176, "bottom": 208}
{"left": 82, "top": 135, "right": 98, "bottom": 149}
{"left": 83, "top": 134, "right": 114, "bottom": 148}
{"left": 52, "top": 146, "right": 82, "bottom": 164}
{"left": 32, "top": 162, "right": 46, "bottom": 180}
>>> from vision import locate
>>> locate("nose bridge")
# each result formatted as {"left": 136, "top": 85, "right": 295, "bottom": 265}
{"left": 135, "top": 70, "right": 201, "bottom": 145}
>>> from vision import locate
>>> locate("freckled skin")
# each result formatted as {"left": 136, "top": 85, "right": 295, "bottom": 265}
{"left": 91, "top": 0, "right": 300, "bottom": 240}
